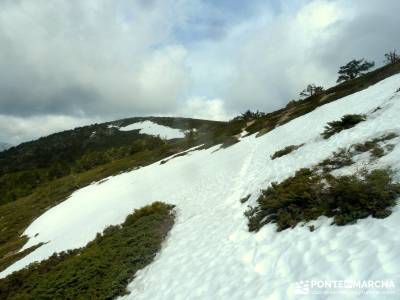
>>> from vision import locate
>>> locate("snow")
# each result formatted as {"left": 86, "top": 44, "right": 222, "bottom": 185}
{"left": 2, "top": 74, "right": 400, "bottom": 299}
{"left": 118, "top": 120, "right": 185, "bottom": 139}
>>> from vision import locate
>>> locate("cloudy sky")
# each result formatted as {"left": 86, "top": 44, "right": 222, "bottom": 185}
{"left": 0, "top": 0, "right": 399, "bottom": 144}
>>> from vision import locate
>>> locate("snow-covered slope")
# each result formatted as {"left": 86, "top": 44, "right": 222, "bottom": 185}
{"left": 118, "top": 120, "right": 185, "bottom": 139}
{"left": 2, "top": 75, "right": 400, "bottom": 299}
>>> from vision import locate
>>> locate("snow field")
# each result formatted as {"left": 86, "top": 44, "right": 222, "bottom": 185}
{"left": 118, "top": 120, "right": 185, "bottom": 139}
{"left": 2, "top": 74, "right": 400, "bottom": 299}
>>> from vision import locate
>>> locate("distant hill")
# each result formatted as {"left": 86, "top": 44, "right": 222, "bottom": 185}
{"left": 0, "top": 116, "right": 228, "bottom": 205}
{"left": 0, "top": 142, "right": 11, "bottom": 152}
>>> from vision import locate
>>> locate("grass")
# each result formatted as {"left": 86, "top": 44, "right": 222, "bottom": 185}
{"left": 321, "top": 114, "right": 366, "bottom": 139}
{"left": 246, "top": 168, "right": 400, "bottom": 232}
{"left": 271, "top": 144, "right": 304, "bottom": 160}
{"left": 0, "top": 202, "right": 175, "bottom": 300}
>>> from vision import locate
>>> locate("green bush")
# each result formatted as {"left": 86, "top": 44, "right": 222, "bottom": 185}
{"left": 240, "top": 194, "right": 251, "bottom": 204}
{"left": 318, "top": 148, "right": 354, "bottom": 172}
{"left": 0, "top": 202, "right": 175, "bottom": 300}
{"left": 271, "top": 144, "right": 304, "bottom": 160}
{"left": 231, "top": 110, "right": 266, "bottom": 122}
{"left": 321, "top": 114, "right": 366, "bottom": 139}
{"left": 220, "top": 136, "right": 240, "bottom": 149}
{"left": 328, "top": 170, "right": 400, "bottom": 224}
{"left": 353, "top": 132, "right": 398, "bottom": 158}
{"left": 246, "top": 168, "right": 400, "bottom": 232}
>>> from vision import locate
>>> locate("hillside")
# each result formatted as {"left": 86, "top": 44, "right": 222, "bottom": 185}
{"left": 0, "top": 117, "right": 227, "bottom": 205}
{"left": 1, "top": 62, "right": 400, "bottom": 299}
{"left": 0, "top": 142, "right": 11, "bottom": 152}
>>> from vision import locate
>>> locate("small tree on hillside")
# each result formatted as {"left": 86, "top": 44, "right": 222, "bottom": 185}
{"left": 384, "top": 50, "right": 400, "bottom": 65}
{"left": 337, "top": 59, "right": 375, "bottom": 83}
{"left": 232, "top": 110, "right": 266, "bottom": 122}
{"left": 185, "top": 129, "right": 197, "bottom": 146}
{"left": 299, "top": 84, "right": 324, "bottom": 98}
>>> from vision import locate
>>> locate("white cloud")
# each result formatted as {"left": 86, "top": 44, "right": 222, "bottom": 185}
{"left": 179, "top": 97, "right": 232, "bottom": 121}
{"left": 210, "top": 0, "right": 345, "bottom": 112}
{"left": 185, "top": 0, "right": 399, "bottom": 114}
{"left": 136, "top": 46, "right": 190, "bottom": 112}
{"left": 297, "top": 1, "right": 339, "bottom": 29}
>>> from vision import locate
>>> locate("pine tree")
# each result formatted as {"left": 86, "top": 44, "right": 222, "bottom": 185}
{"left": 384, "top": 50, "right": 400, "bottom": 65}
{"left": 299, "top": 84, "right": 324, "bottom": 98}
{"left": 337, "top": 59, "right": 375, "bottom": 83}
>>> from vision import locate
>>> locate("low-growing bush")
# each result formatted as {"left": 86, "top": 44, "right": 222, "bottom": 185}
{"left": 220, "top": 136, "right": 240, "bottom": 149}
{"left": 0, "top": 202, "right": 175, "bottom": 300}
{"left": 353, "top": 132, "right": 398, "bottom": 159}
{"left": 240, "top": 194, "right": 251, "bottom": 204}
{"left": 246, "top": 168, "right": 400, "bottom": 232}
{"left": 321, "top": 114, "right": 366, "bottom": 139}
{"left": 328, "top": 170, "right": 400, "bottom": 224}
{"left": 318, "top": 148, "right": 354, "bottom": 172}
{"left": 271, "top": 144, "right": 304, "bottom": 160}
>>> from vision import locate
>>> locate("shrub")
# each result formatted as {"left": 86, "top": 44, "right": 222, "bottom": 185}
{"left": 246, "top": 168, "right": 327, "bottom": 231}
{"left": 0, "top": 202, "right": 175, "bottom": 300}
{"left": 231, "top": 110, "right": 266, "bottom": 122}
{"left": 240, "top": 194, "right": 251, "bottom": 204}
{"left": 220, "top": 136, "right": 240, "bottom": 149}
{"left": 318, "top": 148, "right": 354, "bottom": 172}
{"left": 353, "top": 132, "right": 398, "bottom": 158}
{"left": 328, "top": 170, "right": 399, "bottom": 223}
{"left": 353, "top": 140, "right": 381, "bottom": 154}
{"left": 370, "top": 146, "right": 385, "bottom": 158}
{"left": 271, "top": 144, "right": 304, "bottom": 160}
{"left": 246, "top": 168, "right": 400, "bottom": 232}
{"left": 384, "top": 50, "right": 400, "bottom": 65}
{"left": 321, "top": 114, "right": 366, "bottom": 139}
{"left": 299, "top": 84, "right": 324, "bottom": 99}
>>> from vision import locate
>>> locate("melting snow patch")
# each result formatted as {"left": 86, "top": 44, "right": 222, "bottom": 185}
{"left": 119, "top": 121, "right": 185, "bottom": 139}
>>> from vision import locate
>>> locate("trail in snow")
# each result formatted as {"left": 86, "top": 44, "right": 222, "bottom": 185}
{"left": 2, "top": 75, "right": 400, "bottom": 299}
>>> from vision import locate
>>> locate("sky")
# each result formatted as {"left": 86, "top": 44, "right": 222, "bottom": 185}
{"left": 0, "top": 0, "right": 399, "bottom": 145}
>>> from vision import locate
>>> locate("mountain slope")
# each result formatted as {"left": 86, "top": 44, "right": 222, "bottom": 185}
{"left": 0, "top": 117, "right": 226, "bottom": 206}
{"left": 1, "top": 73, "right": 400, "bottom": 299}
{"left": 0, "top": 142, "right": 11, "bottom": 152}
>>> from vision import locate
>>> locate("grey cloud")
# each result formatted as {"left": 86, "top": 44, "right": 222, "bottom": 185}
{"left": 1, "top": 0, "right": 400, "bottom": 144}
{"left": 0, "top": 0, "right": 191, "bottom": 119}
{"left": 219, "top": 0, "right": 400, "bottom": 114}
